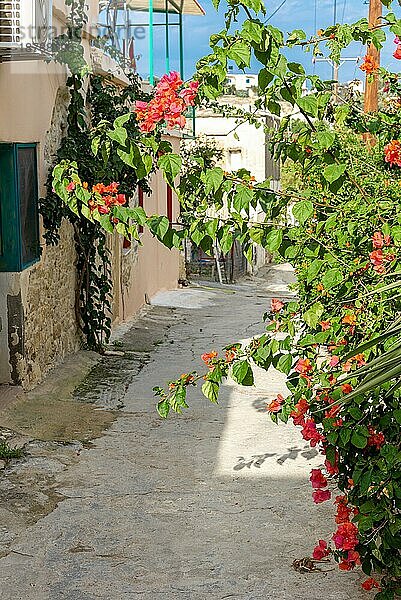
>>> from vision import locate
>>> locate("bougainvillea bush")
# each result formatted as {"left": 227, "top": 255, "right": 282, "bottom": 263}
{"left": 50, "top": 0, "right": 401, "bottom": 597}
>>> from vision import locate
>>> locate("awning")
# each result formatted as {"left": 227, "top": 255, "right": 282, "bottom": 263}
{"left": 101, "top": 0, "right": 205, "bottom": 15}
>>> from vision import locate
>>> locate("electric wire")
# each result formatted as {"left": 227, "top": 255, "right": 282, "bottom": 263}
{"left": 341, "top": 0, "right": 347, "bottom": 23}
{"left": 266, "top": 0, "right": 287, "bottom": 22}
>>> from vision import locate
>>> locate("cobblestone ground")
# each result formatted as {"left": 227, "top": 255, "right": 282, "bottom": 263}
{"left": 0, "top": 266, "right": 365, "bottom": 599}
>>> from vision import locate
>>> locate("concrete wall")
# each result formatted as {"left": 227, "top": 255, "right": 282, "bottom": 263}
{"left": 0, "top": 2, "right": 180, "bottom": 388}
{"left": 119, "top": 138, "right": 181, "bottom": 320}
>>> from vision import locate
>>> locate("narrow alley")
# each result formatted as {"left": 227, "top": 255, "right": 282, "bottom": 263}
{"left": 0, "top": 267, "right": 365, "bottom": 599}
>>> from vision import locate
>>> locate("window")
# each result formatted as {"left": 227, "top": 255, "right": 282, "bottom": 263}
{"left": 0, "top": 143, "right": 40, "bottom": 271}
{"left": 228, "top": 149, "right": 242, "bottom": 171}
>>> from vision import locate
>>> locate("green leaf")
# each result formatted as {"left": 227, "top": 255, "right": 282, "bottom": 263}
{"left": 323, "top": 163, "right": 346, "bottom": 184}
{"left": 107, "top": 127, "right": 127, "bottom": 147}
{"left": 158, "top": 153, "right": 182, "bottom": 181}
{"left": 303, "top": 302, "right": 324, "bottom": 328}
{"left": 157, "top": 399, "right": 170, "bottom": 418}
{"left": 258, "top": 68, "right": 274, "bottom": 91}
{"left": 202, "top": 380, "right": 219, "bottom": 403}
{"left": 292, "top": 199, "right": 313, "bottom": 224}
{"left": 297, "top": 95, "right": 319, "bottom": 117}
{"left": 351, "top": 428, "right": 368, "bottom": 449}
{"left": 113, "top": 113, "right": 131, "bottom": 128}
{"left": 276, "top": 353, "right": 293, "bottom": 375}
{"left": 233, "top": 184, "right": 253, "bottom": 212}
{"left": 316, "top": 130, "right": 335, "bottom": 149}
{"left": 242, "top": 20, "right": 263, "bottom": 44}
{"left": 231, "top": 360, "right": 254, "bottom": 386}
{"left": 322, "top": 268, "right": 343, "bottom": 289}
{"left": 307, "top": 259, "right": 323, "bottom": 284}
{"left": 202, "top": 167, "right": 224, "bottom": 195}
{"left": 227, "top": 41, "right": 251, "bottom": 67}
{"left": 266, "top": 229, "right": 283, "bottom": 252}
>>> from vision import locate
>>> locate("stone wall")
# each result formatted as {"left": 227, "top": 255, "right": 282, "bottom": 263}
{"left": 20, "top": 220, "right": 80, "bottom": 389}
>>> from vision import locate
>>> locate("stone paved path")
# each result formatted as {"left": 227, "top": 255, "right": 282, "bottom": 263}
{"left": 0, "top": 267, "right": 365, "bottom": 599}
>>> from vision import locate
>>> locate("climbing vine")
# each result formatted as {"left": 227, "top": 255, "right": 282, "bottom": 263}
{"left": 39, "top": 0, "right": 151, "bottom": 349}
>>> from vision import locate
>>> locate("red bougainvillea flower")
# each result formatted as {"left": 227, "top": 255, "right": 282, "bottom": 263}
{"left": 394, "top": 44, "right": 401, "bottom": 60}
{"left": 66, "top": 181, "right": 76, "bottom": 192}
{"left": 325, "top": 454, "right": 339, "bottom": 475}
{"left": 320, "top": 320, "right": 331, "bottom": 331}
{"left": 133, "top": 72, "right": 199, "bottom": 133}
{"left": 362, "top": 578, "right": 381, "bottom": 591}
{"left": 310, "top": 468, "right": 328, "bottom": 489}
{"left": 271, "top": 298, "right": 284, "bottom": 312}
{"left": 267, "top": 393, "right": 284, "bottom": 413}
{"left": 372, "top": 231, "right": 391, "bottom": 249}
{"left": 290, "top": 398, "right": 309, "bottom": 425}
{"left": 335, "top": 495, "right": 353, "bottom": 524}
{"left": 360, "top": 54, "right": 379, "bottom": 74}
{"left": 333, "top": 521, "right": 359, "bottom": 551}
{"left": 201, "top": 351, "right": 218, "bottom": 366}
{"left": 90, "top": 182, "right": 127, "bottom": 214}
{"left": 312, "top": 539, "right": 330, "bottom": 560}
{"left": 295, "top": 358, "right": 312, "bottom": 374}
{"left": 339, "top": 550, "right": 361, "bottom": 571}
{"left": 313, "top": 489, "right": 331, "bottom": 504}
{"left": 384, "top": 140, "right": 401, "bottom": 167}
{"left": 341, "top": 383, "right": 353, "bottom": 395}
{"left": 301, "top": 419, "right": 325, "bottom": 447}
{"left": 370, "top": 249, "right": 384, "bottom": 266}
{"left": 367, "top": 426, "right": 385, "bottom": 450}
{"left": 325, "top": 404, "right": 341, "bottom": 419}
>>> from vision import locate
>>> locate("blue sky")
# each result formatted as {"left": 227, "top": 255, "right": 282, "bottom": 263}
{"left": 171, "top": 0, "right": 401, "bottom": 83}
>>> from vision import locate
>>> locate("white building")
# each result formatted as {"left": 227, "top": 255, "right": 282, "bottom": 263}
{"left": 225, "top": 73, "right": 258, "bottom": 93}
{"left": 194, "top": 96, "right": 281, "bottom": 273}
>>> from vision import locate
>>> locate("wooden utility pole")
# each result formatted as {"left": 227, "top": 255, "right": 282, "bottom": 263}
{"left": 364, "top": 0, "right": 382, "bottom": 113}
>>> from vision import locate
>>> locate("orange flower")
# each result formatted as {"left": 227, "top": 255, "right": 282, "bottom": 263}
{"left": 201, "top": 351, "right": 218, "bottom": 366}
{"left": 267, "top": 394, "right": 284, "bottom": 413}
{"left": 384, "top": 140, "right": 401, "bottom": 167}
{"left": 316, "top": 283, "right": 324, "bottom": 292}
{"left": 342, "top": 313, "right": 357, "bottom": 326}
{"left": 360, "top": 54, "right": 379, "bottom": 75}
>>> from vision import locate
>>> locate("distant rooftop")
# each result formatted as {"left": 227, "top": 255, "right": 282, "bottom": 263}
{"left": 102, "top": 0, "right": 205, "bottom": 15}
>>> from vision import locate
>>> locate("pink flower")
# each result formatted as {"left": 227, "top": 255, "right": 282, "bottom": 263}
{"left": 313, "top": 489, "right": 331, "bottom": 504}
{"left": 295, "top": 358, "right": 312, "bottom": 374}
{"left": 271, "top": 298, "right": 284, "bottom": 313}
{"left": 329, "top": 355, "right": 340, "bottom": 368}
{"left": 66, "top": 181, "right": 75, "bottom": 192}
{"left": 310, "top": 468, "right": 328, "bottom": 489}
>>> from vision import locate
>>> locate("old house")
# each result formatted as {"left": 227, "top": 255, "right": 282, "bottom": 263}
{"left": 0, "top": 0, "right": 204, "bottom": 388}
